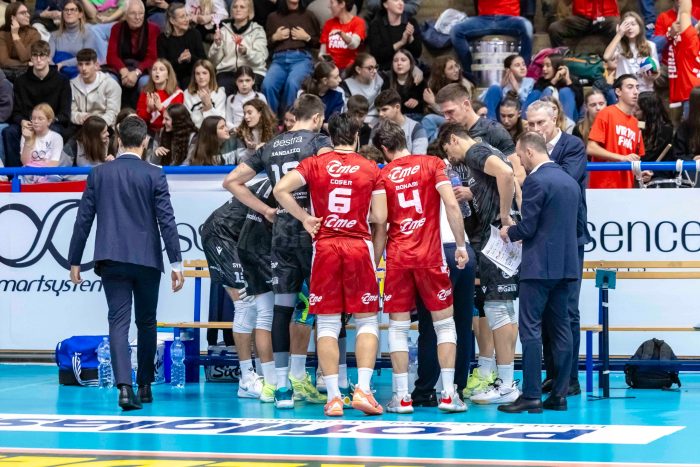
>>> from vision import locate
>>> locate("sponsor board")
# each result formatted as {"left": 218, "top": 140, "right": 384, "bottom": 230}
{"left": 0, "top": 414, "right": 683, "bottom": 444}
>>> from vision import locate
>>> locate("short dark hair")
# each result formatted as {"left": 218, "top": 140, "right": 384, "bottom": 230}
{"left": 374, "top": 89, "right": 402, "bottom": 109}
{"left": 291, "top": 94, "right": 326, "bottom": 121}
{"left": 76, "top": 48, "right": 98, "bottom": 63}
{"left": 372, "top": 119, "right": 407, "bottom": 152}
{"left": 118, "top": 116, "right": 148, "bottom": 148}
{"left": 328, "top": 113, "right": 360, "bottom": 147}
{"left": 517, "top": 131, "right": 548, "bottom": 153}
{"left": 31, "top": 40, "right": 50, "bottom": 57}
{"left": 436, "top": 122, "right": 471, "bottom": 150}
{"left": 436, "top": 83, "right": 471, "bottom": 105}
{"left": 613, "top": 73, "right": 638, "bottom": 90}
{"left": 358, "top": 144, "right": 384, "bottom": 163}
{"left": 346, "top": 94, "right": 369, "bottom": 117}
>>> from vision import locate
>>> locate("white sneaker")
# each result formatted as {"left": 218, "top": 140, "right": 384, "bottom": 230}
{"left": 470, "top": 380, "right": 520, "bottom": 405}
{"left": 238, "top": 375, "right": 264, "bottom": 398}
{"left": 386, "top": 393, "right": 414, "bottom": 414}
{"left": 316, "top": 367, "right": 327, "bottom": 393}
{"left": 439, "top": 385, "right": 468, "bottom": 413}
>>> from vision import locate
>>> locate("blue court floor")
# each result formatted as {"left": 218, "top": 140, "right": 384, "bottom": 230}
{"left": 0, "top": 363, "right": 699, "bottom": 466}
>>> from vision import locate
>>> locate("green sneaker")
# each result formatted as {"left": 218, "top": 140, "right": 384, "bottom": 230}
{"left": 290, "top": 372, "right": 327, "bottom": 404}
{"left": 464, "top": 368, "right": 497, "bottom": 398}
{"left": 260, "top": 382, "right": 276, "bottom": 403}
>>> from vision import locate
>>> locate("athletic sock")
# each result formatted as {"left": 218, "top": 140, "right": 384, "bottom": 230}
{"left": 324, "top": 374, "right": 340, "bottom": 400}
{"left": 239, "top": 359, "right": 255, "bottom": 383}
{"left": 394, "top": 372, "right": 409, "bottom": 398}
{"left": 261, "top": 361, "right": 276, "bottom": 386}
{"left": 290, "top": 354, "right": 307, "bottom": 380}
{"left": 275, "top": 366, "right": 289, "bottom": 390}
{"left": 357, "top": 367, "right": 373, "bottom": 392}
{"left": 478, "top": 356, "right": 496, "bottom": 376}
{"left": 498, "top": 363, "right": 515, "bottom": 389}
{"left": 440, "top": 368, "right": 455, "bottom": 395}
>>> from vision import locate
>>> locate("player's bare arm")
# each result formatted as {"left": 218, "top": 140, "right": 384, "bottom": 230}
{"left": 437, "top": 183, "right": 468, "bottom": 269}
{"left": 273, "top": 169, "right": 322, "bottom": 237}
{"left": 483, "top": 155, "right": 516, "bottom": 226}
{"left": 369, "top": 192, "right": 388, "bottom": 264}
{"left": 223, "top": 164, "right": 277, "bottom": 223}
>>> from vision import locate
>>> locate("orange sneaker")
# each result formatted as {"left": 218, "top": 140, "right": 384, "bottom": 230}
{"left": 324, "top": 396, "right": 344, "bottom": 417}
{"left": 351, "top": 387, "right": 384, "bottom": 415}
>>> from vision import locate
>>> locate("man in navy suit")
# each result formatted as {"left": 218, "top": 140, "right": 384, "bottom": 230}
{"left": 68, "top": 117, "right": 184, "bottom": 411}
{"left": 527, "top": 100, "right": 591, "bottom": 395}
{"left": 497, "top": 132, "right": 580, "bottom": 413}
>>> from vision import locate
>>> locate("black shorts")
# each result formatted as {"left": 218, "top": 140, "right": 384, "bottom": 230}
{"left": 477, "top": 249, "right": 519, "bottom": 301}
{"left": 202, "top": 232, "right": 246, "bottom": 290}
{"left": 238, "top": 249, "right": 272, "bottom": 296}
{"left": 271, "top": 247, "right": 311, "bottom": 294}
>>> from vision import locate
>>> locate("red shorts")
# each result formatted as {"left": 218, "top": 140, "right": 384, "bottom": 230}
{"left": 309, "top": 237, "right": 380, "bottom": 314}
{"left": 383, "top": 265, "right": 453, "bottom": 313}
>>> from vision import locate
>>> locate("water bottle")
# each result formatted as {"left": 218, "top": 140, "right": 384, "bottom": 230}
{"left": 407, "top": 336, "right": 418, "bottom": 393}
{"left": 170, "top": 337, "right": 186, "bottom": 389}
{"left": 447, "top": 168, "right": 471, "bottom": 218}
{"left": 97, "top": 337, "right": 113, "bottom": 389}
{"left": 130, "top": 346, "right": 138, "bottom": 387}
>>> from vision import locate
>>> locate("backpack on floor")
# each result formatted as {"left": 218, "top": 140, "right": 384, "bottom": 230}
{"left": 624, "top": 338, "right": 682, "bottom": 389}
{"left": 55, "top": 335, "right": 107, "bottom": 386}
{"left": 562, "top": 51, "right": 605, "bottom": 84}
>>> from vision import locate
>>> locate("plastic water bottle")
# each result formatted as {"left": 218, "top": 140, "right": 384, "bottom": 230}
{"left": 170, "top": 337, "right": 186, "bottom": 389}
{"left": 447, "top": 168, "right": 471, "bottom": 218}
{"left": 407, "top": 336, "right": 418, "bottom": 392}
{"left": 130, "top": 346, "right": 138, "bottom": 387}
{"left": 97, "top": 337, "right": 113, "bottom": 389}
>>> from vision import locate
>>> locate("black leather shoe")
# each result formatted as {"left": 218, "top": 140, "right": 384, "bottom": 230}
{"left": 118, "top": 385, "right": 142, "bottom": 411}
{"left": 411, "top": 390, "right": 438, "bottom": 407}
{"left": 543, "top": 395, "right": 568, "bottom": 411}
{"left": 138, "top": 384, "right": 153, "bottom": 403}
{"left": 541, "top": 378, "right": 553, "bottom": 393}
{"left": 498, "top": 395, "right": 543, "bottom": 414}
{"left": 567, "top": 381, "right": 581, "bottom": 396}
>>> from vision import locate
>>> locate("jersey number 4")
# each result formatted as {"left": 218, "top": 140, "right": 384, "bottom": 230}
{"left": 398, "top": 189, "right": 423, "bottom": 214}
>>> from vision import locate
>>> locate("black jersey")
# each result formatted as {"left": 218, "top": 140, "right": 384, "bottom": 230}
{"left": 202, "top": 195, "right": 249, "bottom": 242}
{"left": 237, "top": 177, "right": 274, "bottom": 254}
{"left": 242, "top": 129, "right": 332, "bottom": 248}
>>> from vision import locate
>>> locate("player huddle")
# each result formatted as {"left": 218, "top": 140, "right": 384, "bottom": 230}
{"left": 204, "top": 93, "right": 477, "bottom": 417}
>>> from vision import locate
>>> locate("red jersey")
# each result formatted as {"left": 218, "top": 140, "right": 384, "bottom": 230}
{"left": 478, "top": 0, "right": 519, "bottom": 16}
{"left": 668, "top": 25, "right": 700, "bottom": 106}
{"left": 296, "top": 151, "right": 383, "bottom": 242}
{"left": 380, "top": 155, "right": 449, "bottom": 269}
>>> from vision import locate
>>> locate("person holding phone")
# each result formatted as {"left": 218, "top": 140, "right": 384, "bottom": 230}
{"left": 319, "top": 0, "right": 365, "bottom": 73}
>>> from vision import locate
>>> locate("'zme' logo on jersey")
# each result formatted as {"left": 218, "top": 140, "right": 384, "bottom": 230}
{"left": 361, "top": 293, "right": 378, "bottom": 305}
{"left": 437, "top": 288, "right": 452, "bottom": 301}
{"left": 309, "top": 294, "right": 323, "bottom": 305}
{"left": 387, "top": 165, "right": 420, "bottom": 183}
{"left": 326, "top": 160, "right": 360, "bottom": 178}
{"left": 399, "top": 217, "right": 426, "bottom": 235}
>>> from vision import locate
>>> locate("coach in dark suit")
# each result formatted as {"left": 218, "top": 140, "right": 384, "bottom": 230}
{"left": 497, "top": 132, "right": 580, "bottom": 413}
{"left": 527, "top": 100, "right": 591, "bottom": 395}
{"left": 68, "top": 116, "right": 184, "bottom": 411}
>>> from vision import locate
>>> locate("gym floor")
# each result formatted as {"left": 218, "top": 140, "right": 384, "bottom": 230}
{"left": 0, "top": 363, "right": 698, "bottom": 466}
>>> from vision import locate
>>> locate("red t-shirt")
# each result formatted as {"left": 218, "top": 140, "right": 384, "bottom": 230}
{"left": 380, "top": 155, "right": 449, "bottom": 269}
{"left": 320, "top": 16, "right": 367, "bottom": 70}
{"left": 478, "top": 0, "right": 519, "bottom": 16}
{"left": 136, "top": 89, "right": 184, "bottom": 132}
{"left": 296, "top": 151, "right": 383, "bottom": 242}
{"left": 655, "top": 7, "right": 700, "bottom": 64}
{"left": 668, "top": 25, "right": 700, "bottom": 106}
{"left": 588, "top": 105, "right": 645, "bottom": 189}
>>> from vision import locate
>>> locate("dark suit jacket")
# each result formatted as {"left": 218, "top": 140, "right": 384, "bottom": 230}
{"left": 68, "top": 154, "right": 182, "bottom": 273}
{"left": 508, "top": 163, "right": 580, "bottom": 281}
{"left": 549, "top": 131, "right": 591, "bottom": 246}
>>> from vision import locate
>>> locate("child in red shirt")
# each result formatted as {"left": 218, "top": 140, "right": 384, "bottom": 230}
{"left": 136, "top": 59, "right": 184, "bottom": 133}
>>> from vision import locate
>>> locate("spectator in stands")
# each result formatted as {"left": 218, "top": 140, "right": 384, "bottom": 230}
{"left": 157, "top": 3, "right": 205, "bottom": 89}
{"left": 319, "top": 0, "right": 365, "bottom": 73}
{"left": 20, "top": 103, "right": 64, "bottom": 183}
{"left": 450, "top": 0, "right": 532, "bottom": 81}
{"left": 374, "top": 88, "right": 427, "bottom": 154}
{"left": 573, "top": 88, "right": 607, "bottom": 143}
{"left": 422, "top": 56, "right": 474, "bottom": 142}
{"left": 499, "top": 97, "right": 525, "bottom": 143}
{"left": 540, "top": 95, "right": 575, "bottom": 134}
{"left": 482, "top": 55, "right": 534, "bottom": 121}
{"left": 184, "top": 59, "right": 226, "bottom": 128}
{"left": 151, "top": 103, "right": 196, "bottom": 164}
{"left": 49, "top": 2, "right": 98, "bottom": 79}
{"left": 366, "top": 0, "right": 421, "bottom": 72}
{"left": 186, "top": 0, "right": 228, "bottom": 40}
{"left": 548, "top": 0, "right": 619, "bottom": 49}
{"left": 225, "top": 65, "right": 268, "bottom": 128}
{"left": 4, "top": 40, "right": 72, "bottom": 168}
{"left": 603, "top": 12, "right": 659, "bottom": 94}
{"left": 108, "top": 106, "right": 136, "bottom": 156}
{"left": 136, "top": 58, "right": 184, "bottom": 134}
{"left": 0, "top": 2, "right": 41, "bottom": 77}
{"left": 525, "top": 54, "right": 583, "bottom": 122}
{"left": 587, "top": 74, "right": 645, "bottom": 189}
{"left": 83, "top": 0, "right": 125, "bottom": 63}
{"left": 0, "top": 68, "right": 12, "bottom": 166}
{"left": 358, "top": 143, "right": 384, "bottom": 163}
{"left": 228, "top": 97, "right": 277, "bottom": 161}
{"left": 71, "top": 48, "right": 122, "bottom": 127}
{"left": 346, "top": 94, "right": 371, "bottom": 146}
{"left": 58, "top": 116, "right": 113, "bottom": 179}
{"left": 673, "top": 86, "right": 700, "bottom": 160}
{"left": 381, "top": 48, "right": 425, "bottom": 121}
{"left": 340, "top": 53, "right": 383, "bottom": 126}
{"left": 261, "top": 0, "right": 319, "bottom": 117}
{"left": 188, "top": 115, "right": 236, "bottom": 165}
{"left": 300, "top": 60, "right": 344, "bottom": 122}
{"left": 32, "top": 0, "right": 62, "bottom": 40}
{"left": 106, "top": 0, "right": 160, "bottom": 107}
{"left": 362, "top": 0, "right": 418, "bottom": 23}
{"left": 472, "top": 100, "right": 488, "bottom": 118}
{"left": 653, "top": 0, "right": 700, "bottom": 71}
{"left": 669, "top": 0, "right": 700, "bottom": 118}
{"left": 208, "top": 0, "right": 268, "bottom": 96}
{"left": 144, "top": 0, "right": 170, "bottom": 30}
{"left": 636, "top": 91, "right": 673, "bottom": 183}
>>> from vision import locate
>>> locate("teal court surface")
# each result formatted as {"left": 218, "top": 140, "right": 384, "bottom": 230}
{"left": 0, "top": 364, "right": 699, "bottom": 466}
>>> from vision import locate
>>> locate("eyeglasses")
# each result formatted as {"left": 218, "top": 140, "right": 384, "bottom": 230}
{"left": 64, "top": 7, "right": 79, "bottom": 12}
{"left": 361, "top": 65, "right": 378, "bottom": 71}
{"left": 31, "top": 53, "right": 49, "bottom": 58}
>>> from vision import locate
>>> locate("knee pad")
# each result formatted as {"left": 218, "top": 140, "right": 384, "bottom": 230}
{"left": 433, "top": 317, "right": 457, "bottom": 345}
{"left": 388, "top": 319, "right": 410, "bottom": 353}
{"left": 354, "top": 315, "right": 379, "bottom": 339}
{"left": 316, "top": 314, "right": 342, "bottom": 340}
{"left": 484, "top": 300, "right": 517, "bottom": 330}
{"left": 255, "top": 292, "right": 274, "bottom": 332}
{"left": 232, "top": 296, "right": 257, "bottom": 334}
